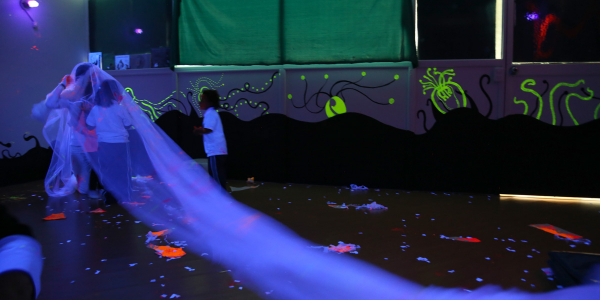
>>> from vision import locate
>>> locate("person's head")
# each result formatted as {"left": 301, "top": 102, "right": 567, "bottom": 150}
{"left": 94, "top": 79, "right": 120, "bottom": 107}
{"left": 74, "top": 63, "right": 94, "bottom": 98}
{"left": 200, "top": 90, "right": 220, "bottom": 110}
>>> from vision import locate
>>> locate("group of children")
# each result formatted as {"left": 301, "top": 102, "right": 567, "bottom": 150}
{"left": 41, "top": 62, "right": 228, "bottom": 204}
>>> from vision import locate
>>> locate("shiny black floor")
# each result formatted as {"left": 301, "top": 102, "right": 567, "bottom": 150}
{"left": 1, "top": 180, "right": 599, "bottom": 299}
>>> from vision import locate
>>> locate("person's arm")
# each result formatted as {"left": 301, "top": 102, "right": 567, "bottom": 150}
{"left": 194, "top": 109, "right": 216, "bottom": 135}
{"left": 193, "top": 126, "right": 213, "bottom": 135}
{"left": 45, "top": 75, "right": 69, "bottom": 109}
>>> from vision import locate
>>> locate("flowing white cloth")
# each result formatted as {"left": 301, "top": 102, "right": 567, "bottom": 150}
{"left": 32, "top": 63, "right": 600, "bottom": 300}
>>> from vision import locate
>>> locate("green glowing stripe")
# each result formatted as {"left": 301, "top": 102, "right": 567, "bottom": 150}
{"left": 137, "top": 105, "right": 155, "bottom": 120}
{"left": 520, "top": 79, "right": 543, "bottom": 120}
{"left": 565, "top": 86, "right": 594, "bottom": 125}
{"left": 549, "top": 80, "right": 585, "bottom": 125}
{"left": 139, "top": 102, "right": 158, "bottom": 120}
{"left": 513, "top": 97, "right": 529, "bottom": 115}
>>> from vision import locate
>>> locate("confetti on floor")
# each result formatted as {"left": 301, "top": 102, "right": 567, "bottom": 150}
{"left": 43, "top": 213, "right": 66, "bottom": 220}
{"left": 529, "top": 224, "right": 583, "bottom": 240}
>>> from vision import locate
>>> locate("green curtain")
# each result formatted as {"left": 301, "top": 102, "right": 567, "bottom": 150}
{"left": 179, "top": 0, "right": 417, "bottom": 66}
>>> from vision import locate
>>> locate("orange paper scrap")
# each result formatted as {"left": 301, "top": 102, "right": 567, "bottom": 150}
{"left": 151, "top": 229, "right": 170, "bottom": 237}
{"left": 148, "top": 244, "right": 186, "bottom": 258}
{"left": 89, "top": 208, "right": 106, "bottom": 213}
{"left": 530, "top": 224, "right": 582, "bottom": 240}
{"left": 43, "top": 213, "right": 66, "bottom": 221}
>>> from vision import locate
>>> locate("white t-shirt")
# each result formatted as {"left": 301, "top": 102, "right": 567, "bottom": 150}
{"left": 86, "top": 101, "right": 132, "bottom": 143}
{"left": 202, "top": 107, "right": 227, "bottom": 156}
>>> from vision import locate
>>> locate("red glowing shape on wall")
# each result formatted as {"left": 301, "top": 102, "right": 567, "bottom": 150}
{"left": 534, "top": 14, "right": 560, "bottom": 59}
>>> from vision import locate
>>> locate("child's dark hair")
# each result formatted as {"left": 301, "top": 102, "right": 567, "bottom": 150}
{"left": 201, "top": 90, "right": 220, "bottom": 109}
{"left": 75, "top": 63, "right": 93, "bottom": 98}
{"left": 95, "top": 79, "right": 120, "bottom": 107}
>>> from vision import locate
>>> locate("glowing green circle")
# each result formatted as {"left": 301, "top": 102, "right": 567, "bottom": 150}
{"left": 361, "top": 72, "right": 366, "bottom": 76}
{"left": 301, "top": 75, "right": 305, "bottom": 80}
{"left": 394, "top": 75, "right": 399, "bottom": 80}
{"left": 389, "top": 98, "right": 395, "bottom": 104}
{"left": 325, "top": 96, "right": 347, "bottom": 118}
{"left": 288, "top": 94, "right": 292, "bottom": 99}
{"left": 324, "top": 74, "right": 329, "bottom": 79}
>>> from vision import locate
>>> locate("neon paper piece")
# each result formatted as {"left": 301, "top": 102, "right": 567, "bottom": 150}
{"left": 353, "top": 202, "right": 388, "bottom": 210}
{"left": 328, "top": 242, "right": 359, "bottom": 253}
{"left": 43, "top": 213, "right": 66, "bottom": 220}
{"left": 420, "top": 68, "right": 467, "bottom": 114}
{"left": 328, "top": 203, "right": 349, "bottom": 209}
{"left": 89, "top": 208, "right": 106, "bottom": 213}
{"left": 530, "top": 224, "right": 582, "bottom": 240}
{"left": 151, "top": 229, "right": 170, "bottom": 237}
{"left": 148, "top": 244, "right": 186, "bottom": 258}
{"left": 456, "top": 237, "right": 481, "bottom": 243}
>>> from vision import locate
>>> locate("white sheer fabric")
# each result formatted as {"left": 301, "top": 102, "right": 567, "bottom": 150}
{"left": 31, "top": 63, "right": 599, "bottom": 300}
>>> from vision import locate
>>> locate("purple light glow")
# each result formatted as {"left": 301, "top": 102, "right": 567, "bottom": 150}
{"left": 526, "top": 12, "right": 539, "bottom": 21}
{"left": 27, "top": 1, "right": 39, "bottom": 8}
{"left": 134, "top": 28, "right": 143, "bottom": 34}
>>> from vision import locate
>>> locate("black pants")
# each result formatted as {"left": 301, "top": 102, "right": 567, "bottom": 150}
{"left": 208, "top": 155, "right": 227, "bottom": 191}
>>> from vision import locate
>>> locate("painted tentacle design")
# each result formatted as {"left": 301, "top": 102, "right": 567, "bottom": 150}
{"left": 579, "top": 88, "right": 600, "bottom": 120}
{"left": 420, "top": 68, "right": 467, "bottom": 114}
{"left": 514, "top": 79, "right": 542, "bottom": 117}
{"left": 565, "top": 86, "right": 594, "bottom": 125}
{"left": 214, "top": 71, "right": 279, "bottom": 117}
{"left": 126, "top": 88, "right": 184, "bottom": 122}
{"left": 290, "top": 72, "right": 398, "bottom": 117}
{"left": 549, "top": 80, "right": 588, "bottom": 125}
{"left": 479, "top": 74, "right": 493, "bottom": 118}
{"left": 529, "top": 80, "right": 549, "bottom": 118}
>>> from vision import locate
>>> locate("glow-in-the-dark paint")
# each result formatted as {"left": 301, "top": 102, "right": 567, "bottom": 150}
{"left": 513, "top": 97, "right": 529, "bottom": 115}
{"left": 565, "top": 86, "right": 594, "bottom": 125}
{"left": 549, "top": 80, "right": 585, "bottom": 125}
{"left": 325, "top": 96, "right": 347, "bottom": 118}
{"left": 516, "top": 79, "right": 542, "bottom": 118}
{"left": 516, "top": 79, "right": 595, "bottom": 125}
{"left": 420, "top": 68, "right": 466, "bottom": 114}
{"left": 125, "top": 88, "right": 178, "bottom": 121}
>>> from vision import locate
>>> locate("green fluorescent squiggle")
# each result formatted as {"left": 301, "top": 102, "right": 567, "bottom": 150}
{"left": 513, "top": 97, "right": 529, "bottom": 115}
{"left": 566, "top": 87, "right": 594, "bottom": 125}
{"left": 549, "top": 80, "right": 585, "bottom": 125}
{"left": 519, "top": 79, "right": 543, "bottom": 119}
{"left": 595, "top": 104, "right": 600, "bottom": 120}
{"left": 126, "top": 87, "right": 177, "bottom": 122}
{"left": 420, "top": 68, "right": 466, "bottom": 114}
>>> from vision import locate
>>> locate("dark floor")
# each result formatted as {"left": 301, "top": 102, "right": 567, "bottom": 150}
{"left": 1, "top": 180, "right": 599, "bottom": 299}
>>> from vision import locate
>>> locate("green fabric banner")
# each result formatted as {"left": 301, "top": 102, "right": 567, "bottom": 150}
{"left": 179, "top": 0, "right": 416, "bottom": 66}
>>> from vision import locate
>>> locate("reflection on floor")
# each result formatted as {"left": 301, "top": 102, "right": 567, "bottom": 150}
{"left": 1, "top": 179, "right": 599, "bottom": 299}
